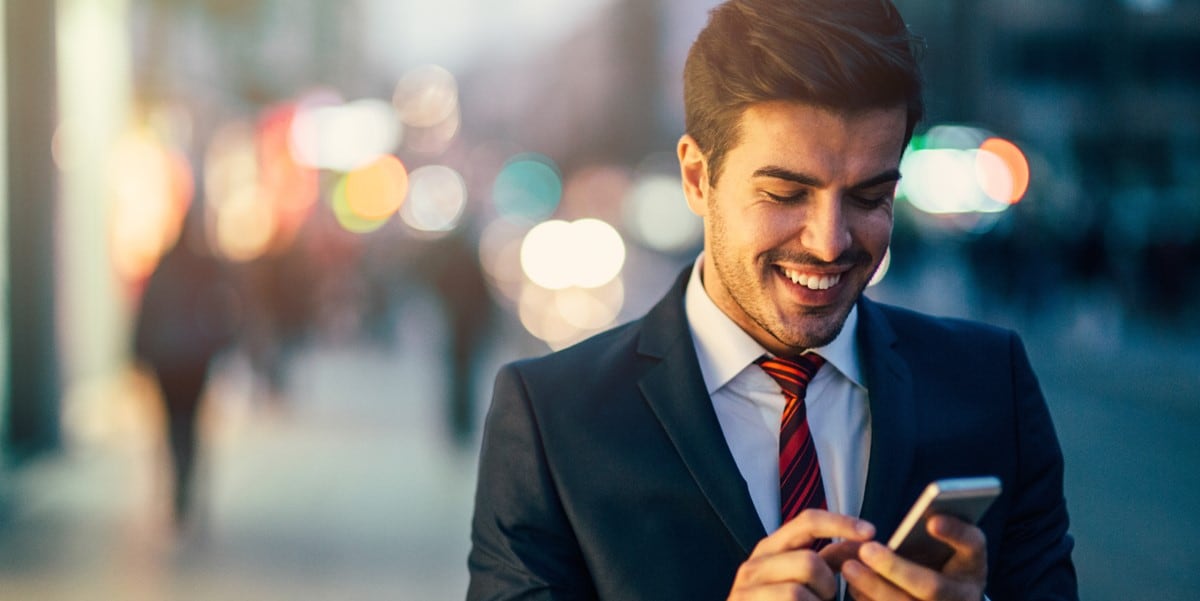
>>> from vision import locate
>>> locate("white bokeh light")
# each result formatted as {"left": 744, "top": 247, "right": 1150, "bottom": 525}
{"left": 624, "top": 174, "right": 702, "bottom": 253}
{"left": 520, "top": 219, "right": 626, "bottom": 290}
{"left": 898, "top": 149, "right": 1010, "bottom": 215}
{"left": 400, "top": 165, "right": 468, "bottom": 232}
{"left": 393, "top": 65, "right": 459, "bottom": 128}
{"left": 289, "top": 98, "right": 400, "bottom": 172}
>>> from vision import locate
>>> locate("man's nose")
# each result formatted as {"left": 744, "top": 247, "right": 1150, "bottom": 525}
{"left": 799, "top": 196, "right": 852, "bottom": 263}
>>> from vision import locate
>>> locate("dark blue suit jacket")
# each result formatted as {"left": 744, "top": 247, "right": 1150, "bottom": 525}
{"left": 468, "top": 271, "right": 1077, "bottom": 600}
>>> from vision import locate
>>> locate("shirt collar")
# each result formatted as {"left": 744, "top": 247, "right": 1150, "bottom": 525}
{"left": 684, "top": 253, "right": 865, "bottom": 394}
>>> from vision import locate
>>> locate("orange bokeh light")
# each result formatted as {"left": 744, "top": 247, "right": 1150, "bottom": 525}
{"left": 108, "top": 129, "right": 194, "bottom": 283}
{"left": 979, "top": 137, "right": 1030, "bottom": 203}
{"left": 345, "top": 155, "right": 409, "bottom": 220}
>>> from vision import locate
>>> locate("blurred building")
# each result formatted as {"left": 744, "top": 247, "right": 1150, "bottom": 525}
{"left": 5, "top": 0, "right": 1200, "bottom": 485}
{"left": 894, "top": 0, "right": 1200, "bottom": 322}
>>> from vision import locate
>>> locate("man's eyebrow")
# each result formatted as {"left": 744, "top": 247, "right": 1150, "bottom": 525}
{"left": 751, "top": 166, "right": 824, "bottom": 187}
{"left": 751, "top": 166, "right": 902, "bottom": 190}
{"left": 850, "top": 169, "right": 902, "bottom": 190}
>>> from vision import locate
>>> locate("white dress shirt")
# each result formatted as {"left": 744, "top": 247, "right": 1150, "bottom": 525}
{"left": 683, "top": 255, "right": 872, "bottom": 534}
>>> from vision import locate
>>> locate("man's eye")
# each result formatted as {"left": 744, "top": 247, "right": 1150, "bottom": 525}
{"left": 765, "top": 191, "right": 808, "bottom": 203}
{"left": 849, "top": 191, "right": 892, "bottom": 209}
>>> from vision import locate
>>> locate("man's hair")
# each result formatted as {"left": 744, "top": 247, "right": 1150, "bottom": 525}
{"left": 683, "top": 0, "right": 924, "bottom": 184}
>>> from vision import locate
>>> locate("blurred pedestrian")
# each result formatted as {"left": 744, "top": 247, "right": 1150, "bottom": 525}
{"left": 134, "top": 210, "right": 237, "bottom": 528}
{"left": 417, "top": 229, "right": 494, "bottom": 446}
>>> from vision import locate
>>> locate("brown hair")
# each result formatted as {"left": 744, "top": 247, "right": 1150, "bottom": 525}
{"left": 683, "top": 0, "right": 924, "bottom": 183}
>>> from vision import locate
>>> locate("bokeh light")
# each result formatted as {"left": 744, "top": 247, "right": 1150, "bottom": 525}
{"left": 108, "top": 128, "right": 193, "bottom": 282}
{"left": 558, "top": 165, "right": 632, "bottom": 224}
{"left": 520, "top": 219, "right": 625, "bottom": 290}
{"left": 897, "top": 125, "right": 1031, "bottom": 228}
{"left": 518, "top": 277, "right": 625, "bottom": 350}
{"left": 204, "top": 107, "right": 322, "bottom": 262}
{"left": 556, "top": 278, "right": 624, "bottom": 330}
{"left": 520, "top": 220, "right": 574, "bottom": 289}
{"left": 400, "top": 165, "right": 468, "bottom": 233}
{"left": 345, "top": 155, "right": 409, "bottom": 220}
{"left": 404, "top": 107, "right": 461, "bottom": 156}
{"left": 478, "top": 219, "right": 529, "bottom": 304}
{"left": 289, "top": 97, "right": 401, "bottom": 172}
{"left": 392, "top": 65, "right": 459, "bottom": 128}
{"left": 900, "top": 148, "right": 1008, "bottom": 215}
{"left": 492, "top": 153, "right": 562, "bottom": 223}
{"left": 257, "top": 104, "right": 320, "bottom": 249}
{"left": 215, "top": 187, "right": 276, "bottom": 262}
{"left": 204, "top": 121, "right": 262, "bottom": 261}
{"left": 331, "top": 176, "right": 391, "bottom": 234}
{"left": 624, "top": 173, "right": 702, "bottom": 253}
{"left": 392, "top": 66, "right": 461, "bottom": 155}
{"left": 979, "top": 137, "right": 1030, "bottom": 203}
{"left": 921, "top": 124, "right": 989, "bottom": 150}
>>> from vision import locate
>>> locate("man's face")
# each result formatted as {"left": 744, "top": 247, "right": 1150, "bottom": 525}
{"left": 678, "top": 101, "right": 907, "bottom": 355}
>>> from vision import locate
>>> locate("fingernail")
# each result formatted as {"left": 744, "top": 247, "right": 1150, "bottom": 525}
{"left": 860, "top": 542, "right": 883, "bottom": 560}
{"left": 843, "top": 560, "right": 862, "bottom": 576}
{"left": 855, "top": 521, "right": 874, "bottom": 536}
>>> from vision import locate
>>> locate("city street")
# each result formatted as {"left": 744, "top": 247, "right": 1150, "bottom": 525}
{"left": 1, "top": 285, "right": 1197, "bottom": 600}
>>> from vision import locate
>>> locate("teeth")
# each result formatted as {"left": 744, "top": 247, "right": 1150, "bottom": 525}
{"left": 783, "top": 268, "right": 841, "bottom": 290}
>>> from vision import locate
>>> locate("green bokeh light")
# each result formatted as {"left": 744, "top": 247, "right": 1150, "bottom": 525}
{"left": 492, "top": 153, "right": 562, "bottom": 223}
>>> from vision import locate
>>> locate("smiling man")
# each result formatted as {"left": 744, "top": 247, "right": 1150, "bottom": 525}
{"left": 468, "top": 1, "right": 1077, "bottom": 600}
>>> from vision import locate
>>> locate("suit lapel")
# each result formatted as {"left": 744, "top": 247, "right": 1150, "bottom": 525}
{"left": 636, "top": 270, "right": 767, "bottom": 555}
{"left": 856, "top": 297, "right": 917, "bottom": 535}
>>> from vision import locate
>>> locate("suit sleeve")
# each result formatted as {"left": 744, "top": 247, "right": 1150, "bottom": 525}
{"left": 988, "top": 334, "right": 1078, "bottom": 600}
{"left": 467, "top": 364, "right": 597, "bottom": 601}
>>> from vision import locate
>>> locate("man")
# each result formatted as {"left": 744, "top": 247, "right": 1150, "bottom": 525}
{"left": 468, "top": 1, "right": 1077, "bottom": 600}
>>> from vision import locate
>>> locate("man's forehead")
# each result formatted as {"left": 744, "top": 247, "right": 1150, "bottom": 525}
{"left": 726, "top": 101, "right": 908, "bottom": 176}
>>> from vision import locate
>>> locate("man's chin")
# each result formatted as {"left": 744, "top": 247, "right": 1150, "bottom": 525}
{"left": 774, "top": 312, "right": 850, "bottom": 351}
{"left": 768, "top": 321, "right": 844, "bottom": 350}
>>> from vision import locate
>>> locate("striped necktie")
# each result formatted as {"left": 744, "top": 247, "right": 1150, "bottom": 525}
{"left": 756, "top": 353, "right": 828, "bottom": 545}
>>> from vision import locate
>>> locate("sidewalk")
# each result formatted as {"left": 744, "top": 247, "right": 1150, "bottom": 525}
{"left": 0, "top": 302, "right": 498, "bottom": 600}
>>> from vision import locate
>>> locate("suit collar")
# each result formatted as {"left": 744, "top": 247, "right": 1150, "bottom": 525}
{"left": 637, "top": 269, "right": 768, "bottom": 554}
{"left": 855, "top": 296, "right": 917, "bottom": 534}
{"left": 636, "top": 274, "right": 918, "bottom": 549}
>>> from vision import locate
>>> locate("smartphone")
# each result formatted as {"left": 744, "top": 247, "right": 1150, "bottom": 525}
{"left": 886, "top": 476, "right": 1002, "bottom": 569}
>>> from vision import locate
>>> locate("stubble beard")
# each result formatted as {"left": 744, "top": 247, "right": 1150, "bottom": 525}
{"left": 707, "top": 212, "right": 865, "bottom": 353}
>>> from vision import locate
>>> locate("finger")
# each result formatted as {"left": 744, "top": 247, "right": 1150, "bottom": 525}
{"left": 847, "top": 586, "right": 873, "bottom": 601}
{"left": 842, "top": 558, "right": 907, "bottom": 601}
{"left": 847, "top": 584, "right": 878, "bottom": 601}
{"left": 754, "top": 509, "right": 875, "bottom": 556}
{"left": 732, "top": 550, "right": 838, "bottom": 600}
{"left": 818, "top": 540, "right": 864, "bottom": 571}
{"left": 858, "top": 541, "right": 963, "bottom": 600}
{"left": 927, "top": 516, "right": 987, "bottom": 573}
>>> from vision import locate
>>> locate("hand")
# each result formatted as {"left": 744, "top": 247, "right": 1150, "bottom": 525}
{"left": 728, "top": 509, "right": 876, "bottom": 601}
{"left": 842, "top": 515, "right": 987, "bottom": 601}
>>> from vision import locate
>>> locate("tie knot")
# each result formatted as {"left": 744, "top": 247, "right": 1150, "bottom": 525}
{"left": 756, "top": 353, "right": 826, "bottom": 398}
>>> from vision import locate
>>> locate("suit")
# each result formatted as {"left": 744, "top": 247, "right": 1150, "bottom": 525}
{"left": 468, "top": 270, "right": 1077, "bottom": 600}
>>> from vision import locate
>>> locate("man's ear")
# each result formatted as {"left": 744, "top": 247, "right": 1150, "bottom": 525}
{"left": 677, "top": 134, "right": 709, "bottom": 217}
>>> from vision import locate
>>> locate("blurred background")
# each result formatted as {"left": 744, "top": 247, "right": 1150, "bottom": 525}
{"left": 0, "top": 0, "right": 1197, "bottom": 599}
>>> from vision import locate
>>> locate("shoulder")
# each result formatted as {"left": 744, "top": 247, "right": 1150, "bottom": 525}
{"left": 859, "top": 298, "right": 1033, "bottom": 390}
{"left": 866, "top": 298, "right": 1017, "bottom": 352}
{"left": 498, "top": 317, "right": 652, "bottom": 401}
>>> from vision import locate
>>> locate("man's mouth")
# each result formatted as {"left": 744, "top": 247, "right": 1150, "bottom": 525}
{"left": 779, "top": 267, "right": 843, "bottom": 291}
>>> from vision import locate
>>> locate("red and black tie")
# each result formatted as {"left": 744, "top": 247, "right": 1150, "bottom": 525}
{"left": 756, "top": 353, "right": 828, "bottom": 547}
